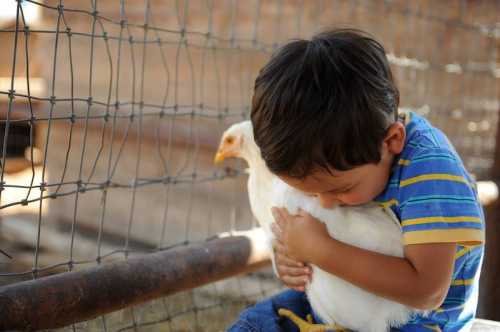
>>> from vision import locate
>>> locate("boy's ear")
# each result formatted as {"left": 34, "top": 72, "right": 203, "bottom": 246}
{"left": 383, "top": 122, "right": 406, "bottom": 155}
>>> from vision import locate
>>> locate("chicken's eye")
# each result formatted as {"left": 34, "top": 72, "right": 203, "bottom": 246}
{"left": 225, "top": 136, "right": 234, "bottom": 144}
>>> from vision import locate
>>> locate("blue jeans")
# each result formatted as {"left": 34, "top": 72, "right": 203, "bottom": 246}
{"left": 227, "top": 290, "right": 437, "bottom": 332}
{"left": 227, "top": 289, "right": 328, "bottom": 332}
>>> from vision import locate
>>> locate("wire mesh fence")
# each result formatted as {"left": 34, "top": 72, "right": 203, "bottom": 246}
{"left": 0, "top": 0, "right": 498, "bottom": 330}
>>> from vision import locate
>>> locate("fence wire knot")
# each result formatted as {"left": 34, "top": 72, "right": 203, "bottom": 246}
{"left": 7, "top": 89, "right": 15, "bottom": 100}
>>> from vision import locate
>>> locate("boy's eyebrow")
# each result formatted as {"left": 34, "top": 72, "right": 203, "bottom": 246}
{"left": 310, "top": 170, "right": 347, "bottom": 185}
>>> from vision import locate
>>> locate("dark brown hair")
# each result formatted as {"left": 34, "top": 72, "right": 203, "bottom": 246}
{"left": 251, "top": 28, "right": 399, "bottom": 178}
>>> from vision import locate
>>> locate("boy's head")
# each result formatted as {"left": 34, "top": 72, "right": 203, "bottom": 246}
{"left": 251, "top": 28, "right": 405, "bottom": 207}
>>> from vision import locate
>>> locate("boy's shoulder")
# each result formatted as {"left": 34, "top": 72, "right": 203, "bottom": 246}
{"left": 380, "top": 111, "right": 485, "bottom": 246}
{"left": 398, "top": 111, "right": 468, "bottom": 176}
{"left": 377, "top": 110, "right": 480, "bottom": 215}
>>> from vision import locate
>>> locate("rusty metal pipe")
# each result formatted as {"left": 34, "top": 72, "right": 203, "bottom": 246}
{"left": 0, "top": 228, "right": 271, "bottom": 331}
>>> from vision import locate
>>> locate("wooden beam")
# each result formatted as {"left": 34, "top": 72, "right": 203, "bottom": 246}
{"left": 0, "top": 228, "right": 271, "bottom": 331}
{"left": 478, "top": 105, "right": 500, "bottom": 321}
{"left": 477, "top": 181, "right": 499, "bottom": 207}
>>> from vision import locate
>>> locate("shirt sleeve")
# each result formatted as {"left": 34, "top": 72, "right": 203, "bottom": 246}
{"left": 398, "top": 147, "right": 485, "bottom": 246}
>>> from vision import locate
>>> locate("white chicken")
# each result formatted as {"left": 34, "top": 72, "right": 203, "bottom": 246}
{"left": 215, "top": 120, "right": 417, "bottom": 332}
{"left": 214, "top": 121, "right": 280, "bottom": 276}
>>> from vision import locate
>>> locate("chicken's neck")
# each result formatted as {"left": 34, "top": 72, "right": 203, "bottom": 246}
{"left": 243, "top": 146, "right": 275, "bottom": 186}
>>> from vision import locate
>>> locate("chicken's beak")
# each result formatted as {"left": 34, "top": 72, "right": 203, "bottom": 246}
{"left": 214, "top": 145, "right": 239, "bottom": 164}
{"left": 214, "top": 151, "right": 226, "bottom": 164}
{"left": 214, "top": 135, "right": 241, "bottom": 164}
{"left": 214, "top": 144, "right": 238, "bottom": 164}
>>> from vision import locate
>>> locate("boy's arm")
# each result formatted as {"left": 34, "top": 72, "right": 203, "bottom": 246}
{"left": 309, "top": 236, "right": 456, "bottom": 310}
{"left": 271, "top": 207, "right": 456, "bottom": 311}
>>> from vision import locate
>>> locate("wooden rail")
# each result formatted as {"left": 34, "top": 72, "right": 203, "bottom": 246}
{"left": 477, "top": 111, "right": 500, "bottom": 321}
{"left": 0, "top": 228, "right": 271, "bottom": 331}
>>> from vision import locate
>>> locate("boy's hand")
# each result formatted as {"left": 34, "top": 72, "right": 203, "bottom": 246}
{"left": 272, "top": 236, "right": 312, "bottom": 291}
{"left": 271, "top": 207, "right": 330, "bottom": 263}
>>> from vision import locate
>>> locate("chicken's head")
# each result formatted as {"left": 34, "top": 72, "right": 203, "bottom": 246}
{"left": 214, "top": 121, "right": 254, "bottom": 164}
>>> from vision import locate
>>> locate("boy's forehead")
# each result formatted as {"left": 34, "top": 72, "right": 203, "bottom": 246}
{"left": 310, "top": 167, "right": 357, "bottom": 181}
{"left": 310, "top": 168, "right": 356, "bottom": 185}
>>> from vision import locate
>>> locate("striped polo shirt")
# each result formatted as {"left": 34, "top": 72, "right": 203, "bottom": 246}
{"left": 374, "top": 112, "right": 485, "bottom": 332}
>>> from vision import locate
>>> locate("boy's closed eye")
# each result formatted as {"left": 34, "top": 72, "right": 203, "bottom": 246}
{"left": 331, "top": 184, "right": 356, "bottom": 194}
{"left": 324, "top": 185, "right": 357, "bottom": 197}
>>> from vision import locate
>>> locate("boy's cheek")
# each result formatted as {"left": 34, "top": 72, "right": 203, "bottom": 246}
{"left": 339, "top": 192, "right": 370, "bottom": 206}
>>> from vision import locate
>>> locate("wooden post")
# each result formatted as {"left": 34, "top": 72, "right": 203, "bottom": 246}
{"left": 477, "top": 107, "right": 500, "bottom": 320}
{"left": 0, "top": 228, "right": 271, "bottom": 331}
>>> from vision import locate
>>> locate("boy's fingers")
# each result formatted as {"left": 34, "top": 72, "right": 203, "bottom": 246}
{"left": 281, "top": 274, "right": 309, "bottom": 289}
{"left": 274, "top": 243, "right": 299, "bottom": 265}
{"left": 272, "top": 239, "right": 286, "bottom": 254}
{"left": 271, "top": 223, "right": 281, "bottom": 239}
{"left": 275, "top": 251, "right": 304, "bottom": 268}
{"left": 272, "top": 238, "right": 283, "bottom": 251}
{"left": 278, "top": 264, "right": 310, "bottom": 277}
{"left": 271, "top": 207, "right": 286, "bottom": 228}
{"left": 297, "top": 208, "right": 309, "bottom": 217}
{"left": 280, "top": 207, "right": 293, "bottom": 218}
{"left": 274, "top": 246, "right": 311, "bottom": 272}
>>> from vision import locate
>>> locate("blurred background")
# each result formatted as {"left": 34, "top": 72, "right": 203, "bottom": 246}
{"left": 0, "top": 0, "right": 498, "bottom": 331}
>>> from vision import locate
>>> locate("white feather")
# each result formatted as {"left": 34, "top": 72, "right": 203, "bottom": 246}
{"left": 219, "top": 121, "right": 418, "bottom": 332}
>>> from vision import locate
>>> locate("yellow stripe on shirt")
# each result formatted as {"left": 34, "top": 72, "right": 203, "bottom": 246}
{"left": 378, "top": 199, "right": 399, "bottom": 208}
{"left": 451, "top": 279, "right": 474, "bottom": 286}
{"left": 398, "top": 159, "right": 411, "bottom": 166}
{"left": 400, "top": 174, "right": 471, "bottom": 187}
{"left": 423, "top": 324, "right": 442, "bottom": 332}
{"left": 436, "top": 303, "right": 465, "bottom": 313}
{"left": 402, "top": 216, "right": 482, "bottom": 227}
{"left": 403, "top": 229, "right": 484, "bottom": 245}
{"left": 455, "top": 244, "right": 481, "bottom": 260}
{"left": 455, "top": 247, "right": 470, "bottom": 260}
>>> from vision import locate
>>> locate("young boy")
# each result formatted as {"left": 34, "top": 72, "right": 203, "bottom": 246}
{"left": 227, "top": 29, "right": 485, "bottom": 332}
